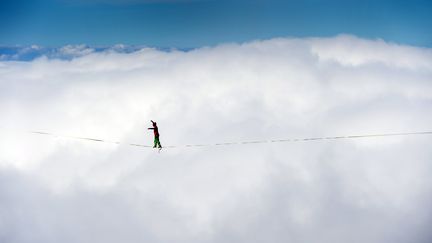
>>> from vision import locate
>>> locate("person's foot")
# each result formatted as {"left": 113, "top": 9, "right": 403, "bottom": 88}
{"left": 153, "top": 146, "right": 156, "bottom": 148}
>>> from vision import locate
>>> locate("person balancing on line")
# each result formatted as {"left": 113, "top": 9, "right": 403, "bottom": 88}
{"left": 148, "top": 120, "right": 162, "bottom": 149}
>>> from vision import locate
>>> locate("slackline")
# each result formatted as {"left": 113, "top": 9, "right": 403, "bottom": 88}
{"left": 20, "top": 130, "right": 432, "bottom": 149}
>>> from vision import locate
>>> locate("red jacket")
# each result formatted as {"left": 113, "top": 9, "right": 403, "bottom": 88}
{"left": 149, "top": 122, "right": 160, "bottom": 137}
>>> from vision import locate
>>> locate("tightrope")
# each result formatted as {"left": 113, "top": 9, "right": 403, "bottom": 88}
{"left": 21, "top": 130, "right": 432, "bottom": 149}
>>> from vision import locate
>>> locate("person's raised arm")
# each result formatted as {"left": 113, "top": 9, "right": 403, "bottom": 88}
{"left": 149, "top": 120, "right": 155, "bottom": 129}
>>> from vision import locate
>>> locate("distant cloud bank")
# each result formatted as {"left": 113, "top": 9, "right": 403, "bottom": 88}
{"left": 0, "top": 35, "right": 432, "bottom": 243}
{"left": 0, "top": 44, "right": 147, "bottom": 61}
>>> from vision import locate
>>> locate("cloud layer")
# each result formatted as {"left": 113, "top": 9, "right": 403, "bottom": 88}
{"left": 1, "top": 35, "right": 432, "bottom": 243}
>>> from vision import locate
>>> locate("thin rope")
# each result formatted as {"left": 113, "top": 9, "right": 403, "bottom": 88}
{"left": 27, "top": 130, "right": 152, "bottom": 148}
{"left": 19, "top": 129, "right": 432, "bottom": 149}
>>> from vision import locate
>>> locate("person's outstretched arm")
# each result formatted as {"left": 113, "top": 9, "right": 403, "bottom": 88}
{"left": 149, "top": 120, "right": 155, "bottom": 129}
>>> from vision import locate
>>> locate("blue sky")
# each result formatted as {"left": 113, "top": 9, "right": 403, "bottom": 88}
{"left": 1, "top": 0, "right": 431, "bottom": 47}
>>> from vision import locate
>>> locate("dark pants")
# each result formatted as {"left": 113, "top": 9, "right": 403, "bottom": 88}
{"left": 154, "top": 136, "right": 162, "bottom": 148}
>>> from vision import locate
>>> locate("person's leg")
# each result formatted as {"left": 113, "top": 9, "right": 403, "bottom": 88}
{"left": 156, "top": 137, "right": 162, "bottom": 148}
{"left": 153, "top": 137, "right": 157, "bottom": 148}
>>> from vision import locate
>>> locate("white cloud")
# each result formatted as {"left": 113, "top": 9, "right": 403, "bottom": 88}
{"left": 57, "top": 44, "right": 95, "bottom": 58}
{"left": 0, "top": 35, "right": 432, "bottom": 243}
